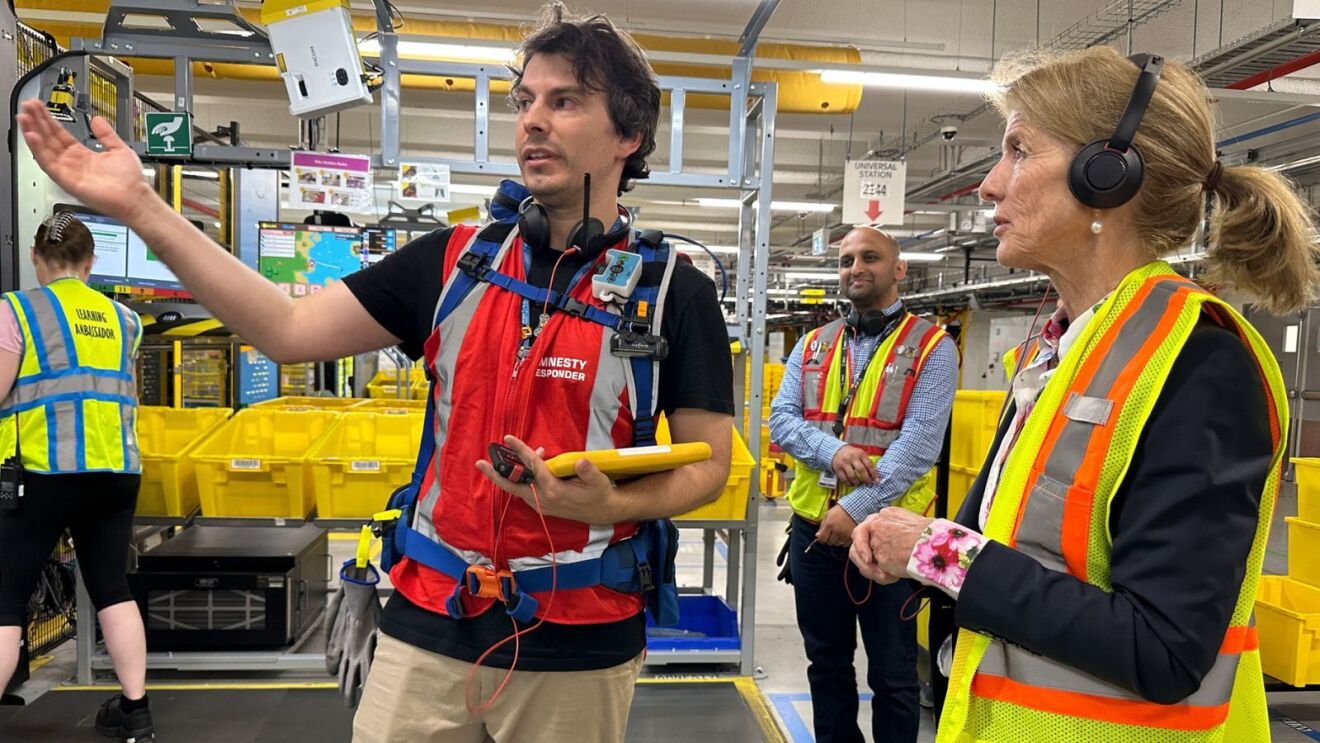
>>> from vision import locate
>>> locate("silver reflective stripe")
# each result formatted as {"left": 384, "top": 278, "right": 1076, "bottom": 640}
{"left": 1063, "top": 393, "right": 1113, "bottom": 426}
{"left": 874, "top": 317, "right": 935, "bottom": 424}
{"left": 122, "top": 403, "right": 139, "bottom": 471}
{"left": 588, "top": 328, "right": 628, "bottom": 450}
{"left": 21, "top": 289, "right": 70, "bottom": 369}
{"left": 415, "top": 229, "right": 502, "bottom": 543}
{"left": 9, "top": 373, "right": 135, "bottom": 405}
{"left": 844, "top": 425, "right": 901, "bottom": 451}
{"left": 51, "top": 400, "right": 77, "bottom": 472}
{"left": 978, "top": 638, "right": 1239, "bottom": 708}
{"left": 1013, "top": 473, "right": 1067, "bottom": 571}
{"left": 435, "top": 524, "right": 622, "bottom": 571}
{"left": 510, "top": 523, "right": 616, "bottom": 569}
{"left": 802, "top": 371, "right": 823, "bottom": 411}
{"left": 1013, "top": 280, "right": 1188, "bottom": 571}
{"left": 802, "top": 320, "right": 845, "bottom": 412}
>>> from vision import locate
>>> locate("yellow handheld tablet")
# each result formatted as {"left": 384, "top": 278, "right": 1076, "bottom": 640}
{"left": 544, "top": 443, "right": 712, "bottom": 479}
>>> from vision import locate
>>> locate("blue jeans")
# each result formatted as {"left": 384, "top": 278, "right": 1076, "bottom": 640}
{"left": 788, "top": 514, "right": 919, "bottom": 743}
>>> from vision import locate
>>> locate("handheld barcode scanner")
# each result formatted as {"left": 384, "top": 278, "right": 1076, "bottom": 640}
{"left": 489, "top": 443, "right": 535, "bottom": 485}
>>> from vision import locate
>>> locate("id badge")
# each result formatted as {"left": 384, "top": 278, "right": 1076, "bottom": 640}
{"left": 817, "top": 470, "right": 838, "bottom": 489}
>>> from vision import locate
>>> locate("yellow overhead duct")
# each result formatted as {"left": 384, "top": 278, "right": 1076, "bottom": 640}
{"left": 17, "top": 1, "right": 861, "bottom": 114}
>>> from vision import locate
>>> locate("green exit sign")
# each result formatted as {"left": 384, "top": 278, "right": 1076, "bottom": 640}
{"left": 144, "top": 111, "right": 192, "bottom": 157}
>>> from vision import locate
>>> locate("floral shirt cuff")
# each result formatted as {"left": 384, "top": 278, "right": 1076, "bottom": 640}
{"left": 905, "top": 519, "right": 989, "bottom": 599}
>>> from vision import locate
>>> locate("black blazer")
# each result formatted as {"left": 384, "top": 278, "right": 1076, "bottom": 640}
{"left": 946, "top": 321, "right": 1274, "bottom": 704}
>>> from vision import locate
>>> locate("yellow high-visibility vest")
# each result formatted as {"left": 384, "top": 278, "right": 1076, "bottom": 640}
{"left": 0, "top": 278, "right": 142, "bottom": 473}
{"left": 939, "top": 262, "right": 1282, "bottom": 742}
{"left": 783, "top": 313, "right": 949, "bottom": 521}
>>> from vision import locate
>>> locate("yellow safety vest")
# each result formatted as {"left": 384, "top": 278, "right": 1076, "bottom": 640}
{"left": 0, "top": 278, "right": 142, "bottom": 474}
{"left": 938, "top": 262, "right": 1283, "bottom": 742}
{"left": 784, "top": 313, "right": 949, "bottom": 521}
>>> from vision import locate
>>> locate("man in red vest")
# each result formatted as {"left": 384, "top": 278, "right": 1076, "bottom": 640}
{"left": 17, "top": 4, "right": 734, "bottom": 741}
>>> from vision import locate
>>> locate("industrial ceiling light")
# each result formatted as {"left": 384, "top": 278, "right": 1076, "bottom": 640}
{"left": 900, "top": 252, "right": 946, "bottom": 262}
{"left": 357, "top": 38, "right": 516, "bottom": 64}
{"left": 819, "top": 69, "right": 999, "bottom": 95}
{"left": 696, "top": 198, "right": 837, "bottom": 213}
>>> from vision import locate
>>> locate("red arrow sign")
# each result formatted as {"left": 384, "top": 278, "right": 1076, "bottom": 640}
{"left": 864, "top": 200, "right": 882, "bottom": 221}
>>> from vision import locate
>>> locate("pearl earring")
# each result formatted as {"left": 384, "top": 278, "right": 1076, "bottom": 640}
{"left": 1090, "top": 219, "right": 1103, "bottom": 234}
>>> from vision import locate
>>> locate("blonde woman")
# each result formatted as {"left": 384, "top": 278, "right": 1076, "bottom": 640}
{"left": 850, "top": 46, "right": 1316, "bottom": 742}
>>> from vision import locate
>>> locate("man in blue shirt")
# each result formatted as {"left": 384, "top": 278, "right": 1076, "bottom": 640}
{"left": 770, "top": 226, "right": 958, "bottom": 742}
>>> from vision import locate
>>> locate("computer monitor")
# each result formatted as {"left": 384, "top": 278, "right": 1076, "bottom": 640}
{"left": 362, "top": 226, "right": 397, "bottom": 264}
{"left": 257, "top": 222, "right": 394, "bottom": 297}
{"left": 57, "top": 205, "right": 189, "bottom": 298}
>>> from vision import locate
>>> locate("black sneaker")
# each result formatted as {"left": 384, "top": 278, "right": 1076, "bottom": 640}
{"left": 95, "top": 694, "right": 154, "bottom": 741}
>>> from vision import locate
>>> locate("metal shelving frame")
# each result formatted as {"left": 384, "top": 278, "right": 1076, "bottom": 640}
{"left": 46, "top": 0, "right": 781, "bottom": 681}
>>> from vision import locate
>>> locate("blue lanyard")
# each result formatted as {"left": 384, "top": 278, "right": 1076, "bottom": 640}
{"left": 517, "top": 240, "right": 600, "bottom": 358}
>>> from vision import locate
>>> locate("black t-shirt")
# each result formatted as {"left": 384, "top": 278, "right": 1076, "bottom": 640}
{"left": 342, "top": 226, "right": 734, "bottom": 671}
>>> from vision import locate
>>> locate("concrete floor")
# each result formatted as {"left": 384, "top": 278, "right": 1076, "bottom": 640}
{"left": 6, "top": 486, "right": 1320, "bottom": 742}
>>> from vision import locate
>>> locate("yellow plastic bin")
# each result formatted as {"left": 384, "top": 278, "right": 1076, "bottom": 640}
{"left": 350, "top": 398, "right": 427, "bottom": 414}
{"left": 950, "top": 390, "right": 1006, "bottom": 471}
{"left": 672, "top": 422, "right": 756, "bottom": 522}
{"left": 191, "top": 409, "right": 338, "bottom": 518}
{"left": 1256, "top": 575, "right": 1320, "bottom": 687}
{"left": 1292, "top": 458, "right": 1320, "bottom": 523}
{"left": 1288, "top": 516, "right": 1320, "bottom": 587}
{"left": 366, "top": 369, "right": 427, "bottom": 400}
{"left": 136, "top": 406, "right": 233, "bottom": 516}
{"left": 251, "top": 396, "right": 363, "bottom": 412}
{"left": 307, "top": 412, "right": 425, "bottom": 519}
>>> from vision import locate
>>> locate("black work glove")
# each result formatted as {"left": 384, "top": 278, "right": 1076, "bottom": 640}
{"left": 776, "top": 531, "right": 793, "bottom": 585}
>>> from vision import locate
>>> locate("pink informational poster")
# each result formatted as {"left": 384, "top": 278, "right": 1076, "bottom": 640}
{"left": 289, "top": 151, "right": 373, "bottom": 213}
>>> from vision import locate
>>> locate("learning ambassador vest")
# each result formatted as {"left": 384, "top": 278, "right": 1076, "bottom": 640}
{"left": 784, "top": 313, "right": 949, "bottom": 521}
{"left": 387, "top": 226, "right": 671, "bottom": 623}
{"left": 0, "top": 278, "right": 142, "bottom": 473}
{"left": 938, "top": 262, "right": 1285, "bottom": 742}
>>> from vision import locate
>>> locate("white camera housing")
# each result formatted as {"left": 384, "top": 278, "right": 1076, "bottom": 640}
{"left": 262, "top": 1, "right": 373, "bottom": 118}
{"left": 940, "top": 125, "right": 959, "bottom": 141}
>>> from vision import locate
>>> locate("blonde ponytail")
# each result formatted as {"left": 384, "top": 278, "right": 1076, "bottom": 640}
{"left": 1206, "top": 165, "right": 1320, "bottom": 315}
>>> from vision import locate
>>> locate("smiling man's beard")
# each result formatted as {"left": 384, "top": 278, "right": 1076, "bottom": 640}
{"left": 844, "top": 279, "right": 884, "bottom": 306}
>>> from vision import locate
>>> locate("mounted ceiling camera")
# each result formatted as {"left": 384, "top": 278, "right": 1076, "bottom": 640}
{"left": 940, "top": 125, "right": 959, "bottom": 141}
{"left": 260, "top": 0, "right": 373, "bottom": 118}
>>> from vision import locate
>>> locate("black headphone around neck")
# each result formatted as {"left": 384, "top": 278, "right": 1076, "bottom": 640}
{"left": 516, "top": 196, "right": 632, "bottom": 259}
{"left": 846, "top": 305, "right": 903, "bottom": 336}
{"left": 1067, "top": 52, "right": 1164, "bottom": 210}
{"left": 503, "top": 173, "right": 632, "bottom": 259}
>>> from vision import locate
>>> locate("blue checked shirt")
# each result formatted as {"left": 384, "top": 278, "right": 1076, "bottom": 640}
{"left": 769, "top": 299, "right": 959, "bottom": 522}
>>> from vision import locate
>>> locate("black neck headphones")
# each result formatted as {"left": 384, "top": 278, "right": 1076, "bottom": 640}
{"left": 845, "top": 305, "right": 903, "bottom": 336}
{"left": 509, "top": 173, "right": 632, "bottom": 259}
{"left": 1067, "top": 53, "right": 1164, "bottom": 210}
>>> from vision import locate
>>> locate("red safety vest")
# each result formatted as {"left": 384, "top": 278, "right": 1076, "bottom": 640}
{"left": 388, "top": 225, "right": 663, "bottom": 624}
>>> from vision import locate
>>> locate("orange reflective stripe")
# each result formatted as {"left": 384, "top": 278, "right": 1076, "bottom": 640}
{"left": 1220, "top": 625, "right": 1258, "bottom": 654}
{"left": 1061, "top": 284, "right": 1198, "bottom": 579}
{"left": 972, "top": 673, "right": 1231, "bottom": 731}
{"left": 1006, "top": 279, "right": 1149, "bottom": 546}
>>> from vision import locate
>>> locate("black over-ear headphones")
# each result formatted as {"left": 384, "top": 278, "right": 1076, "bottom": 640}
{"left": 514, "top": 173, "right": 632, "bottom": 259}
{"left": 1067, "top": 53, "right": 1164, "bottom": 210}
{"left": 846, "top": 305, "right": 903, "bottom": 336}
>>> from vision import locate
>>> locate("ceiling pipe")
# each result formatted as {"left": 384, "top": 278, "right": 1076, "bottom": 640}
{"left": 1225, "top": 47, "right": 1320, "bottom": 90}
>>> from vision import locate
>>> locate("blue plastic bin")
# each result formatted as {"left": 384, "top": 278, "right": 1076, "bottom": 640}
{"left": 646, "top": 595, "right": 740, "bottom": 653}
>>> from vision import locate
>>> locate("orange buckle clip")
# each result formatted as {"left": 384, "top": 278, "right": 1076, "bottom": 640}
{"left": 464, "top": 565, "right": 515, "bottom": 601}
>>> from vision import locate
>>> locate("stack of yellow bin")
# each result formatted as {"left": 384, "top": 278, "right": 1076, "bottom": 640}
{"left": 1255, "top": 458, "right": 1320, "bottom": 686}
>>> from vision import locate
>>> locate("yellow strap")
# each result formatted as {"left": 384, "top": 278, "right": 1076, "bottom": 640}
{"left": 372, "top": 508, "right": 402, "bottom": 523}
{"left": 354, "top": 525, "right": 372, "bottom": 569}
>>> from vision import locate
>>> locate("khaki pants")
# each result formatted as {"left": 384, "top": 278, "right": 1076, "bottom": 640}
{"left": 352, "top": 633, "right": 644, "bottom": 743}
